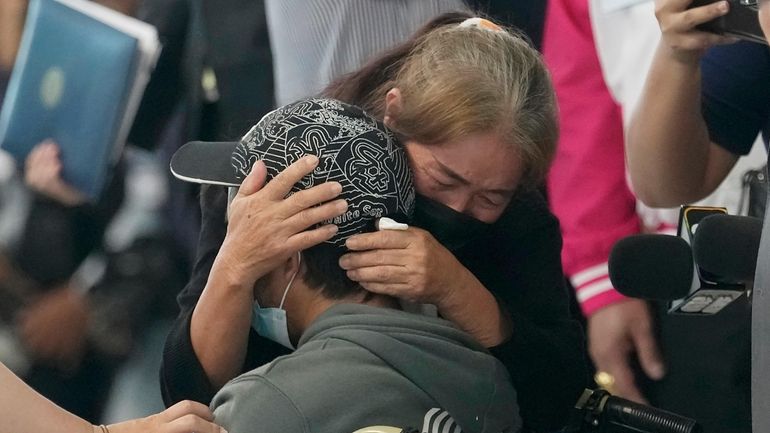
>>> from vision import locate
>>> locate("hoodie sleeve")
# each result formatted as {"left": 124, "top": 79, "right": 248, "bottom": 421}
{"left": 212, "top": 375, "right": 309, "bottom": 433}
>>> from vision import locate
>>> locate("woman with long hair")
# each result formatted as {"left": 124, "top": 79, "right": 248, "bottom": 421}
{"left": 161, "top": 12, "right": 587, "bottom": 431}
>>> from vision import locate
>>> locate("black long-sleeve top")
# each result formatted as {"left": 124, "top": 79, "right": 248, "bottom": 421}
{"left": 160, "top": 185, "right": 589, "bottom": 432}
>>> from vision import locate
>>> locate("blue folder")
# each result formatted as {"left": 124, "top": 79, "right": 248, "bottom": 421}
{"left": 0, "top": 0, "right": 140, "bottom": 200}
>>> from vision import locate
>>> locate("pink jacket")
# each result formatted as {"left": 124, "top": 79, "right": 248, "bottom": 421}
{"left": 542, "top": 0, "right": 639, "bottom": 316}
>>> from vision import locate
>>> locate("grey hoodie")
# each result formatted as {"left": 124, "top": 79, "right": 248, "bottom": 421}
{"left": 211, "top": 304, "right": 521, "bottom": 433}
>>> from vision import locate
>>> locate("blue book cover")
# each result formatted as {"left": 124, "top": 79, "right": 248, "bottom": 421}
{"left": 0, "top": 0, "right": 140, "bottom": 200}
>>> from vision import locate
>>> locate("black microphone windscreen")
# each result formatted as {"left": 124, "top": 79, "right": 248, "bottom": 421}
{"left": 692, "top": 214, "right": 762, "bottom": 282}
{"left": 609, "top": 234, "right": 694, "bottom": 300}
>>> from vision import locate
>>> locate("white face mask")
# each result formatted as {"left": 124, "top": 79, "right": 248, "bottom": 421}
{"left": 251, "top": 253, "right": 301, "bottom": 350}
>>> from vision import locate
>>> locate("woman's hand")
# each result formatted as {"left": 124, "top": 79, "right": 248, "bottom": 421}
{"left": 655, "top": 0, "right": 737, "bottom": 64}
{"left": 192, "top": 156, "right": 347, "bottom": 388}
{"left": 24, "top": 141, "right": 86, "bottom": 206}
{"left": 103, "top": 400, "right": 226, "bottom": 433}
{"left": 212, "top": 155, "right": 347, "bottom": 288}
{"left": 340, "top": 227, "right": 463, "bottom": 305}
{"left": 341, "top": 227, "right": 511, "bottom": 346}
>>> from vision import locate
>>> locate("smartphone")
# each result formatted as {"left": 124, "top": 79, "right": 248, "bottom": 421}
{"left": 689, "top": 0, "right": 767, "bottom": 45}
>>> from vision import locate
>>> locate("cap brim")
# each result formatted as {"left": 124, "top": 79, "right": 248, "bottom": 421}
{"left": 170, "top": 141, "right": 241, "bottom": 187}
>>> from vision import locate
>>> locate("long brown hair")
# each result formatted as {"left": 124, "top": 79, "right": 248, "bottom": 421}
{"left": 323, "top": 12, "right": 558, "bottom": 189}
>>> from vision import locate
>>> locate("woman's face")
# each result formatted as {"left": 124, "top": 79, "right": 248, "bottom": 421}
{"left": 403, "top": 132, "right": 523, "bottom": 223}
{"left": 383, "top": 89, "right": 523, "bottom": 223}
{"left": 384, "top": 88, "right": 523, "bottom": 223}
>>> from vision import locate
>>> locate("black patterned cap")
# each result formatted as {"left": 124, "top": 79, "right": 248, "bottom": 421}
{"left": 171, "top": 98, "right": 415, "bottom": 246}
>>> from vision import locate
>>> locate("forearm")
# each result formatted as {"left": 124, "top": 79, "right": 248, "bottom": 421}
{"left": 190, "top": 256, "right": 255, "bottom": 390}
{"left": 628, "top": 44, "right": 723, "bottom": 206}
{"left": 438, "top": 268, "right": 511, "bottom": 348}
{"left": 0, "top": 363, "right": 94, "bottom": 433}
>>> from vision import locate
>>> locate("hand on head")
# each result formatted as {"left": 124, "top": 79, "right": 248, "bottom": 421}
{"left": 101, "top": 400, "right": 226, "bottom": 433}
{"left": 24, "top": 140, "right": 86, "bottom": 206}
{"left": 341, "top": 227, "right": 462, "bottom": 306}
{"left": 215, "top": 156, "right": 345, "bottom": 289}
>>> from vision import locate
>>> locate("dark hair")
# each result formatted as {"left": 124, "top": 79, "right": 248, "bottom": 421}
{"left": 301, "top": 244, "right": 366, "bottom": 300}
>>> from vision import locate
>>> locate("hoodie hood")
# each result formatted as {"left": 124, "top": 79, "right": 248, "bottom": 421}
{"left": 298, "top": 304, "right": 521, "bottom": 433}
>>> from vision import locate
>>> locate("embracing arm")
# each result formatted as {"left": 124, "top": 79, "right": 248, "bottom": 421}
{"left": 160, "top": 184, "right": 288, "bottom": 405}
{"left": 161, "top": 184, "right": 235, "bottom": 405}
{"left": 342, "top": 190, "right": 589, "bottom": 431}
{"left": 162, "top": 158, "right": 346, "bottom": 404}
{"left": 468, "top": 193, "right": 589, "bottom": 432}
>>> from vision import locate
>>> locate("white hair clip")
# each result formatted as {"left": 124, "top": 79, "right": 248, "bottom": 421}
{"left": 458, "top": 17, "right": 504, "bottom": 32}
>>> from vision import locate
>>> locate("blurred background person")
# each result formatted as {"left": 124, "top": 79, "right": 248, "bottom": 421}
{"left": 544, "top": 0, "right": 763, "bottom": 431}
{"left": 263, "top": 0, "right": 548, "bottom": 105}
{"left": 106, "top": 0, "right": 277, "bottom": 424}
{"left": 263, "top": 0, "right": 467, "bottom": 106}
{"left": 627, "top": 0, "right": 770, "bottom": 430}
{"left": 0, "top": 0, "right": 251, "bottom": 424}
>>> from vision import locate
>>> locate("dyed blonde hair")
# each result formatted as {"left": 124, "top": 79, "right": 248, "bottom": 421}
{"left": 325, "top": 12, "right": 558, "bottom": 189}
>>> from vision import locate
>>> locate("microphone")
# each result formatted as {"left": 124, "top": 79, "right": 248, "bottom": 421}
{"left": 692, "top": 214, "right": 762, "bottom": 284}
{"left": 565, "top": 388, "right": 702, "bottom": 433}
{"left": 608, "top": 234, "right": 694, "bottom": 300}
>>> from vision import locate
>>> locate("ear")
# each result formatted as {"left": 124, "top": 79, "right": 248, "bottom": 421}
{"left": 258, "top": 252, "right": 303, "bottom": 304}
{"left": 383, "top": 88, "right": 403, "bottom": 129}
{"left": 281, "top": 251, "right": 303, "bottom": 282}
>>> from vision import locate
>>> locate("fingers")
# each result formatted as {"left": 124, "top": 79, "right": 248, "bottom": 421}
{"left": 281, "top": 185, "right": 345, "bottom": 222}
{"left": 655, "top": 0, "right": 736, "bottom": 54}
{"left": 286, "top": 224, "right": 339, "bottom": 251}
{"left": 632, "top": 323, "right": 666, "bottom": 381}
{"left": 23, "top": 140, "right": 85, "bottom": 205}
{"left": 664, "top": 0, "right": 729, "bottom": 32}
{"left": 345, "top": 230, "right": 413, "bottom": 251}
{"left": 159, "top": 400, "right": 214, "bottom": 423}
{"left": 599, "top": 357, "right": 649, "bottom": 404}
{"left": 163, "top": 414, "right": 226, "bottom": 433}
{"left": 25, "top": 141, "right": 59, "bottom": 177}
{"left": 261, "top": 155, "right": 319, "bottom": 199}
{"left": 238, "top": 161, "right": 267, "bottom": 196}
{"left": 358, "top": 282, "right": 414, "bottom": 298}
{"left": 345, "top": 265, "right": 408, "bottom": 285}
{"left": 339, "top": 249, "right": 408, "bottom": 270}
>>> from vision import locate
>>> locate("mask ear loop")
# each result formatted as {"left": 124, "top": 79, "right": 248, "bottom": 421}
{"left": 278, "top": 252, "right": 302, "bottom": 309}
